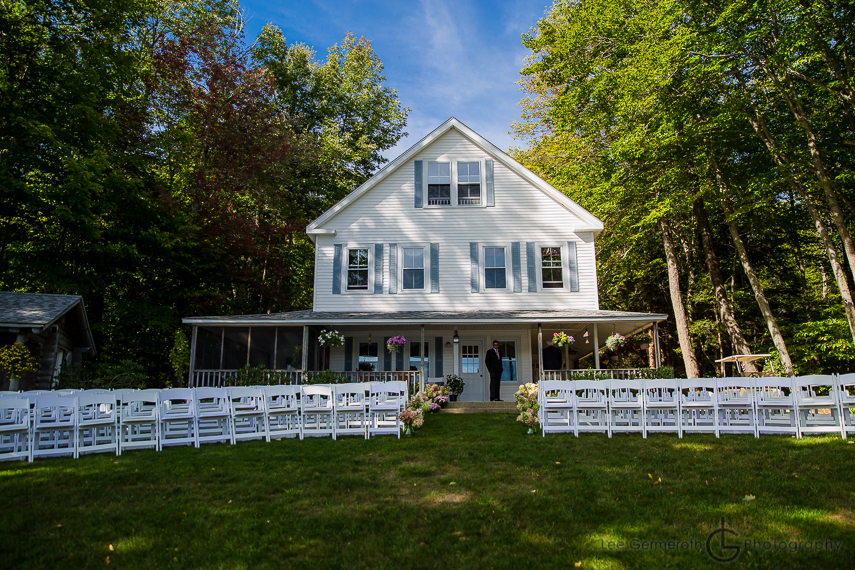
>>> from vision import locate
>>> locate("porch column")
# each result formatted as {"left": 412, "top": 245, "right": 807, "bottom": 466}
{"left": 420, "top": 324, "right": 425, "bottom": 393}
{"left": 537, "top": 323, "right": 543, "bottom": 383}
{"left": 301, "top": 325, "right": 309, "bottom": 372}
{"left": 452, "top": 329, "right": 460, "bottom": 376}
{"left": 188, "top": 326, "right": 198, "bottom": 388}
{"left": 592, "top": 323, "right": 600, "bottom": 369}
{"left": 653, "top": 322, "right": 661, "bottom": 368}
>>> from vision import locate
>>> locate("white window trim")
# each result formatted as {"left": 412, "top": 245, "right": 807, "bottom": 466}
{"left": 398, "top": 243, "right": 430, "bottom": 294}
{"left": 481, "top": 243, "right": 511, "bottom": 292}
{"left": 422, "top": 158, "right": 487, "bottom": 209}
{"left": 535, "top": 243, "right": 569, "bottom": 292}
{"left": 343, "top": 244, "right": 375, "bottom": 294}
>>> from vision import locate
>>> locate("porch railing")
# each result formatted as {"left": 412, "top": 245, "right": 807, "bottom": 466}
{"left": 191, "top": 369, "right": 421, "bottom": 393}
{"left": 543, "top": 369, "right": 645, "bottom": 381}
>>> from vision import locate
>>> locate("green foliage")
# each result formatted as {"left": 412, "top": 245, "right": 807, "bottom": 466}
{"left": 0, "top": 343, "right": 38, "bottom": 378}
{"left": 54, "top": 360, "right": 148, "bottom": 391}
{"left": 303, "top": 369, "right": 349, "bottom": 385}
{"left": 168, "top": 329, "right": 190, "bottom": 385}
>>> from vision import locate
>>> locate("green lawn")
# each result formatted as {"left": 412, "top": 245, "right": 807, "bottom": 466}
{"left": 1, "top": 414, "right": 854, "bottom": 569}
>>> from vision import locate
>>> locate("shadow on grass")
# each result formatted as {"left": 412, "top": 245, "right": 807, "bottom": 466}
{"left": 1, "top": 414, "right": 853, "bottom": 569}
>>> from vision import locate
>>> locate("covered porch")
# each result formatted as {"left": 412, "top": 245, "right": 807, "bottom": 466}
{"left": 183, "top": 309, "right": 668, "bottom": 401}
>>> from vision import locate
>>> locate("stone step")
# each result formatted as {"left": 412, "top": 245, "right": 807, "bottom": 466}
{"left": 443, "top": 401, "right": 517, "bottom": 414}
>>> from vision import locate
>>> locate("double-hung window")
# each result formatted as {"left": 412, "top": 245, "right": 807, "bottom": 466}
{"left": 402, "top": 247, "right": 425, "bottom": 290}
{"left": 427, "top": 162, "right": 451, "bottom": 205}
{"left": 358, "top": 342, "right": 378, "bottom": 371}
{"left": 457, "top": 162, "right": 481, "bottom": 205}
{"left": 347, "top": 248, "right": 369, "bottom": 291}
{"left": 484, "top": 247, "right": 507, "bottom": 289}
{"left": 540, "top": 247, "right": 564, "bottom": 289}
{"left": 408, "top": 342, "right": 429, "bottom": 377}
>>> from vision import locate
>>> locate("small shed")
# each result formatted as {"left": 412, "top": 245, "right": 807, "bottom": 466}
{"left": 0, "top": 292, "right": 96, "bottom": 390}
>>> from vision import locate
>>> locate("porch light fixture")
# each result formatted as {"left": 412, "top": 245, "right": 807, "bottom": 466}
{"left": 584, "top": 327, "right": 589, "bottom": 344}
{"left": 453, "top": 330, "right": 459, "bottom": 344}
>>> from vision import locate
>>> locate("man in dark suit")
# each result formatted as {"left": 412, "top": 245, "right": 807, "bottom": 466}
{"left": 542, "top": 342, "right": 563, "bottom": 371}
{"left": 485, "top": 340, "right": 503, "bottom": 401}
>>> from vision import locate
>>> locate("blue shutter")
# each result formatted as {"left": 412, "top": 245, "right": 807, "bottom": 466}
{"left": 435, "top": 337, "right": 443, "bottom": 377}
{"left": 374, "top": 243, "right": 384, "bottom": 294}
{"left": 332, "top": 244, "right": 343, "bottom": 294}
{"left": 344, "top": 337, "right": 353, "bottom": 371}
{"left": 388, "top": 244, "right": 397, "bottom": 294}
{"left": 384, "top": 337, "right": 392, "bottom": 371}
{"left": 526, "top": 242, "right": 537, "bottom": 292}
{"left": 396, "top": 347, "right": 404, "bottom": 371}
{"left": 430, "top": 243, "right": 439, "bottom": 293}
{"left": 470, "top": 242, "right": 479, "bottom": 293}
{"left": 485, "top": 159, "right": 495, "bottom": 207}
{"left": 414, "top": 160, "right": 423, "bottom": 208}
{"left": 512, "top": 242, "right": 521, "bottom": 293}
{"left": 567, "top": 241, "right": 579, "bottom": 292}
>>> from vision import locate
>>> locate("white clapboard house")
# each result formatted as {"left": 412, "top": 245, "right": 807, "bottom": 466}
{"left": 183, "top": 119, "right": 667, "bottom": 401}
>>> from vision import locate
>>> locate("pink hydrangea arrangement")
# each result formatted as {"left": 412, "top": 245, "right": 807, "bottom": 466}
{"left": 397, "top": 408, "right": 424, "bottom": 428}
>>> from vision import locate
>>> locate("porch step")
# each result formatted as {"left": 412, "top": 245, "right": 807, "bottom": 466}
{"left": 443, "top": 401, "right": 517, "bottom": 414}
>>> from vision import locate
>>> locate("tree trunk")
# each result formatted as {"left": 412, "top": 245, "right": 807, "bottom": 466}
{"left": 712, "top": 157, "right": 794, "bottom": 375}
{"left": 693, "top": 198, "right": 758, "bottom": 373}
{"left": 660, "top": 217, "right": 700, "bottom": 378}
{"left": 741, "top": 92, "right": 855, "bottom": 344}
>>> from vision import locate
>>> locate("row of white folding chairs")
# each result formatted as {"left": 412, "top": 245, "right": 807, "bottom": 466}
{"left": 0, "top": 382, "right": 409, "bottom": 462}
{"left": 539, "top": 375, "right": 855, "bottom": 439}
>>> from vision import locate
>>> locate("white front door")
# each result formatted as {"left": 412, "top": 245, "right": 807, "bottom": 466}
{"left": 458, "top": 340, "right": 485, "bottom": 402}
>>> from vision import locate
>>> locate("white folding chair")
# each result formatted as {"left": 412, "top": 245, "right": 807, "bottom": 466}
{"left": 0, "top": 396, "right": 31, "bottom": 461}
{"left": 228, "top": 387, "right": 267, "bottom": 444}
{"left": 195, "top": 388, "right": 232, "bottom": 447}
{"left": 643, "top": 379, "right": 681, "bottom": 437}
{"left": 838, "top": 373, "right": 855, "bottom": 439}
{"left": 76, "top": 392, "right": 119, "bottom": 456}
{"left": 754, "top": 377, "right": 798, "bottom": 437}
{"left": 716, "top": 378, "right": 758, "bottom": 437}
{"left": 119, "top": 389, "right": 160, "bottom": 452}
{"left": 574, "top": 380, "right": 610, "bottom": 437}
{"left": 679, "top": 379, "right": 718, "bottom": 437}
{"left": 367, "top": 382, "right": 405, "bottom": 438}
{"left": 334, "top": 384, "right": 368, "bottom": 438}
{"left": 158, "top": 389, "right": 197, "bottom": 448}
{"left": 31, "top": 394, "right": 78, "bottom": 461}
{"left": 301, "top": 385, "right": 335, "bottom": 439}
{"left": 794, "top": 375, "right": 844, "bottom": 438}
{"left": 264, "top": 385, "right": 301, "bottom": 441}
{"left": 539, "top": 380, "right": 575, "bottom": 436}
{"left": 608, "top": 380, "right": 646, "bottom": 437}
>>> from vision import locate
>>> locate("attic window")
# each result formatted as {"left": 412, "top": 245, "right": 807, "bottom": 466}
{"left": 427, "top": 162, "right": 451, "bottom": 205}
{"left": 457, "top": 162, "right": 481, "bottom": 205}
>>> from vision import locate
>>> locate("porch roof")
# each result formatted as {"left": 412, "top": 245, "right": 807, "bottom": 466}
{"left": 183, "top": 308, "right": 668, "bottom": 327}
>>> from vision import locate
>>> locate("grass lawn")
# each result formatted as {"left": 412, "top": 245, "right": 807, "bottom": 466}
{"left": 1, "top": 413, "right": 854, "bottom": 569}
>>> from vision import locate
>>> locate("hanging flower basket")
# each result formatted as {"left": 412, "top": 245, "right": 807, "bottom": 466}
{"left": 387, "top": 335, "right": 407, "bottom": 353}
{"left": 605, "top": 334, "right": 626, "bottom": 351}
{"left": 318, "top": 330, "right": 344, "bottom": 348}
{"left": 552, "top": 331, "right": 574, "bottom": 347}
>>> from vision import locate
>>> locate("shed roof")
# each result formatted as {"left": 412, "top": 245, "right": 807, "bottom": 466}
{"left": 0, "top": 292, "right": 96, "bottom": 352}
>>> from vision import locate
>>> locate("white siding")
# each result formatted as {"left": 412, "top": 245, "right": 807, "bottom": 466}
{"left": 314, "top": 129, "right": 600, "bottom": 312}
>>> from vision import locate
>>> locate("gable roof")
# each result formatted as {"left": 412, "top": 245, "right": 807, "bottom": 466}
{"left": 306, "top": 118, "right": 604, "bottom": 241}
{"left": 0, "top": 292, "right": 96, "bottom": 352}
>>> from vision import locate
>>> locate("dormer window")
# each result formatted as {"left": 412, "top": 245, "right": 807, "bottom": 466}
{"left": 457, "top": 162, "right": 481, "bottom": 205}
{"left": 427, "top": 162, "right": 451, "bottom": 205}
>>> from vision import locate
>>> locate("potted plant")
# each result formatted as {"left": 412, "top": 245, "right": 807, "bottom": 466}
{"left": 634, "top": 333, "right": 652, "bottom": 351}
{"left": 605, "top": 333, "right": 626, "bottom": 351}
{"left": 386, "top": 335, "right": 407, "bottom": 353}
{"left": 396, "top": 408, "right": 424, "bottom": 437}
{"left": 318, "top": 329, "right": 344, "bottom": 347}
{"left": 0, "top": 342, "right": 38, "bottom": 391}
{"left": 445, "top": 374, "right": 465, "bottom": 401}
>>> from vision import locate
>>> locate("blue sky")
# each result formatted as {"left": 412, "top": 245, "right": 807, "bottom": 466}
{"left": 238, "top": 0, "right": 551, "bottom": 161}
